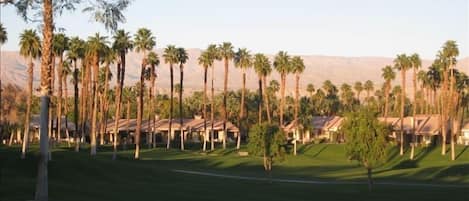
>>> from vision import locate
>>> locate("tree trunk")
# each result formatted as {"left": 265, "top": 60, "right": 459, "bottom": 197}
{"left": 56, "top": 55, "right": 64, "bottom": 147}
{"left": 294, "top": 73, "right": 300, "bottom": 156}
{"left": 90, "top": 54, "right": 99, "bottom": 156}
{"left": 63, "top": 70, "right": 70, "bottom": 147}
{"left": 263, "top": 76, "right": 271, "bottom": 123}
{"left": 384, "top": 81, "right": 390, "bottom": 121}
{"left": 167, "top": 64, "right": 173, "bottom": 149}
{"left": 112, "top": 61, "right": 123, "bottom": 159}
{"left": 210, "top": 65, "right": 215, "bottom": 151}
{"left": 400, "top": 70, "right": 406, "bottom": 156}
{"left": 179, "top": 65, "right": 184, "bottom": 151}
{"left": 223, "top": 58, "right": 229, "bottom": 149}
{"left": 258, "top": 75, "right": 263, "bottom": 124}
{"left": 35, "top": 1, "right": 52, "bottom": 199}
{"left": 73, "top": 60, "right": 80, "bottom": 152}
{"left": 237, "top": 70, "right": 246, "bottom": 150}
{"left": 410, "top": 68, "right": 417, "bottom": 160}
{"left": 367, "top": 168, "right": 373, "bottom": 192}
{"left": 21, "top": 57, "right": 33, "bottom": 159}
{"left": 280, "top": 74, "right": 286, "bottom": 126}
{"left": 202, "top": 67, "right": 208, "bottom": 151}
{"left": 135, "top": 61, "right": 145, "bottom": 159}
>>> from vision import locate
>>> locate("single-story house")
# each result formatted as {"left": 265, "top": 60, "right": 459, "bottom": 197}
{"left": 459, "top": 122, "right": 469, "bottom": 145}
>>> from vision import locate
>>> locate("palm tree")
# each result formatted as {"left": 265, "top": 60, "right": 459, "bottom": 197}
{"left": 67, "top": 37, "right": 85, "bottom": 152}
{"left": 99, "top": 47, "right": 115, "bottom": 145}
{"left": 61, "top": 60, "right": 72, "bottom": 146}
{"left": 409, "top": 53, "right": 421, "bottom": 160}
{"left": 306, "top": 83, "right": 315, "bottom": 98}
{"left": 176, "top": 47, "right": 188, "bottom": 150}
{"left": 439, "top": 40, "right": 459, "bottom": 159}
{"left": 111, "top": 29, "right": 133, "bottom": 159}
{"left": 19, "top": 29, "right": 41, "bottom": 159}
{"left": 133, "top": 28, "right": 155, "bottom": 159}
{"left": 234, "top": 48, "right": 252, "bottom": 149}
{"left": 354, "top": 82, "right": 363, "bottom": 102}
{"left": 0, "top": 23, "right": 7, "bottom": 134}
{"left": 394, "top": 53, "right": 411, "bottom": 156}
{"left": 146, "top": 51, "right": 159, "bottom": 149}
{"left": 163, "top": 45, "right": 178, "bottom": 149}
{"left": 273, "top": 51, "right": 291, "bottom": 126}
{"left": 364, "top": 80, "right": 374, "bottom": 102}
{"left": 86, "top": 33, "right": 108, "bottom": 156}
{"left": 290, "top": 56, "right": 305, "bottom": 155}
{"left": 218, "top": 42, "right": 234, "bottom": 149}
{"left": 52, "top": 33, "right": 69, "bottom": 143}
{"left": 381, "top": 65, "right": 396, "bottom": 121}
{"left": 253, "top": 53, "right": 272, "bottom": 124}
{"left": 207, "top": 44, "right": 220, "bottom": 150}
{"left": 198, "top": 49, "right": 213, "bottom": 151}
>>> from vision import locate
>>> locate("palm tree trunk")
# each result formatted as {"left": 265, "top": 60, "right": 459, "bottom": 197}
{"left": 21, "top": 57, "right": 33, "bottom": 159}
{"left": 90, "top": 55, "right": 99, "bottom": 156}
{"left": 73, "top": 61, "right": 80, "bottom": 152}
{"left": 280, "top": 74, "right": 286, "bottom": 126}
{"left": 202, "top": 67, "right": 208, "bottom": 151}
{"left": 410, "top": 68, "right": 417, "bottom": 160}
{"left": 135, "top": 62, "right": 145, "bottom": 159}
{"left": 384, "top": 82, "right": 390, "bottom": 121}
{"left": 263, "top": 76, "right": 271, "bottom": 123}
{"left": 222, "top": 58, "right": 228, "bottom": 149}
{"left": 258, "top": 75, "right": 263, "bottom": 124}
{"left": 35, "top": 1, "right": 52, "bottom": 199}
{"left": 400, "top": 70, "right": 406, "bottom": 156}
{"left": 63, "top": 71, "right": 70, "bottom": 147}
{"left": 294, "top": 73, "right": 300, "bottom": 156}
{"left": 210, "top": 65, "right": 215, "bottom": 151}
{"left": 112, "top": 61, "right": 123, "bottom": 159}
{"left": 167, "top": 64, "right": 173, "bottom": 149}
{"left": 441, "top": 70, "right": 449, "bottom": 155}
{"left": 237, "top": 69, "right": 246, "bottom": 150}
{"left": 56, "top": 55, "right": 64, "bottom": 147}
{"left": 148, "top": 71, "right": 155, "bottom": 149}
{"left": 179, "top": 65, "right": 184, "bottom": 151}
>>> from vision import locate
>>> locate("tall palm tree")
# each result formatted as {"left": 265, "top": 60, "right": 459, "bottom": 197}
{"left": 0, "top": 23, "right": 7, "bottom": 135}
{"left": 198, "top": 50, "right": 213, "bottom": 151}
{"left": 409, "top": 53, "right": 421, "bottom": 160}
{"left": 19, "top": 29, "right": 41, "bottom": 159}
{"left": 206, "top": 44, "right": 219, "bottom": 150}
{"left": 439, "top": 40, "right": 459, "bottom": 159}
{"left": 86, "top": 33, "right": 108, "bottom": 156}
{"left": 364, "top": 80, "right": 374, "bottom": 102}
{"left": 354, "top": 81, "right": 363, "bottom": 102}
{"left": 146, "top": 51, "right": 159, "bottom": 149}
{"left": 306, "top": 84, "right": 315, "bottom": 98}
{"left": 290, "top": 56, "right": 305, "bottom": 156}
{"left": 133, "top": 28, "right": 155, "bottom": 159}
{"left": 234, "top": 48, "right": 252, "bottom": 149}
{"left": 111, "top": 29, "right": 133, "bottom": 159}
{"left": 176, "top": 47, "right": 188, "bottom": 150}
{"left": 218, "top": 42, "right": 234, "bottom": 149}
{"left": 163, "top": 45, "right": 178, "bottom": 149}
{"left": 394, "top": 53, "right": 411, "bottom": 156}
{"left": 67, "top": 37, "right": 85, "bottom": 152}
{"left": 253, "top": 53, "right": 272, "bottom": 124}
{"left": 99, "top": 47, "right": 115, "bottom": 145}
{"left": 52, "top": 33, "right": 69, "bottom": 143}
{"left": 273, "top": 51, "right": 291, "bottom": 127}
{"left": 381, "top": 65, "right": 396, "bottom": 121}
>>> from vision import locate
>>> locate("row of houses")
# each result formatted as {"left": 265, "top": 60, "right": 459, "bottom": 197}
{"left": 26, "top": 115, "right": 241, "bottom": 144}
{"left": 284, "top": 115, "right": 469, "bottom": 146}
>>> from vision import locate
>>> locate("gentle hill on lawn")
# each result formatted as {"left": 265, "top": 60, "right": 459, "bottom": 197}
{"left": 2, "top": 50, "right": 468, "bottom": 96}
{"left": 1, "top": 144, "right": 468, "bottom": 201}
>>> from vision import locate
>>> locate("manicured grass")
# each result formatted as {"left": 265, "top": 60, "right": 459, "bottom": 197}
{"left": 1, "top": 143, "right": 468, "bottom": 201}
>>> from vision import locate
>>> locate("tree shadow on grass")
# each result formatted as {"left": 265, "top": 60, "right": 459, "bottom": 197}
{"left": 456, "top": 146, "right": 468, "bottom": 160}
{"left": 311, "top": 144, "right": 329, "bottom": 158}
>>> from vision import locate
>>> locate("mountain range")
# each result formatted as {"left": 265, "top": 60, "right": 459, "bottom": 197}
{"left": 1, "top": 49, "right": 468, "bottom": 96}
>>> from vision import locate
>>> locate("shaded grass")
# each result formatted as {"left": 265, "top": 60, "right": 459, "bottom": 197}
{"left": 1, "top": 143, "right": 468, "bottom": 201}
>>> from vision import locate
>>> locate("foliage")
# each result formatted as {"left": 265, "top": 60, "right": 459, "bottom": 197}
{"left": 248, "top": 123, "right": 286, "bottom": 171}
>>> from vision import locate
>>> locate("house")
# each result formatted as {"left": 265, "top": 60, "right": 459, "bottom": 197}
{"left": 284, "top": 116, "right": 343, "bottom": 143}
{"left": 459, "top": 122, "right": 469, "bottom": 145}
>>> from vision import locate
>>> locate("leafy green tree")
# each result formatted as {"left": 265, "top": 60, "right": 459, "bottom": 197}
{"left": 248, "top": 123, "right": 286, "bottom": 171}
{"left": 342, "top": 108, "right": 389, "bottom": 191}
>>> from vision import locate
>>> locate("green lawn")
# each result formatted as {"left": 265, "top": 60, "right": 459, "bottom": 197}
{"left": 1, "top": 143, "right": 468, "bottom": 201}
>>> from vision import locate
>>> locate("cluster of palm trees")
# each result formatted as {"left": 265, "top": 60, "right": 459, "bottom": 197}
{"left": 382, "top": 41, "right": 468, "bottom": 161}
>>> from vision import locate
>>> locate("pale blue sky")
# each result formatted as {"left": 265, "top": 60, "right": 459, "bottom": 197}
{"left": 1, "top": 0, "right": 468, "bottom": 59}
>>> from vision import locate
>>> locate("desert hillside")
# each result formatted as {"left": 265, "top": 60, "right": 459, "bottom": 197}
{"left": 1, "top": 50, "right": 468, "bottom": 96}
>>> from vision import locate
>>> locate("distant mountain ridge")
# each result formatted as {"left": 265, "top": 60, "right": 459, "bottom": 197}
{"left": 1, "top": 49, "right": 468, "bottom": 96}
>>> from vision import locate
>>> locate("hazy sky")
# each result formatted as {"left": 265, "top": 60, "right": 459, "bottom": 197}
{"left": 1, "top": 0, "right": 468, "bottom": 59}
